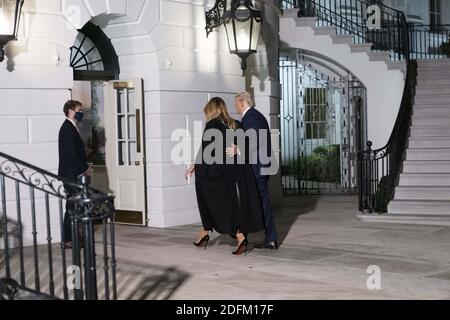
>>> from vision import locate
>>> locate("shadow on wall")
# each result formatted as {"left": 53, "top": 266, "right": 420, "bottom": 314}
{"left": 5, "top": 0, "right": 36, "bottom": 72}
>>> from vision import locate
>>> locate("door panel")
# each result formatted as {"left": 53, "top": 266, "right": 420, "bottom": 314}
{"left": 104, "top": 79, "right": 147, "bottom": 225}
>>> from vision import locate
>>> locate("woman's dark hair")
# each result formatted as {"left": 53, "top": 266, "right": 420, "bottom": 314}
{"left": 63, "top": 100, "right": 82, "bottom": 116}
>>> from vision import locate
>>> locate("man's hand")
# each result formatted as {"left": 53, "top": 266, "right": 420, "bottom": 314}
{"left": 226, "top": 144, "right": 240, "bottom": 158}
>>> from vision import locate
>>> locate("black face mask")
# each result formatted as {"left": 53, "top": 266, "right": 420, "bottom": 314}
{"left": 74, "top": 111, "right": 84, "bottom": 122}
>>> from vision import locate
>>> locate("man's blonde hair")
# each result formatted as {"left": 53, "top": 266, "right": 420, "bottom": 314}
{"left": 235, "top": 92, "right": 254, "bottom": 108}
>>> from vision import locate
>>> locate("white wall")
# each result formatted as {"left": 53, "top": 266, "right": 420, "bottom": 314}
{"left": 0, "top": 0, "right": 283, "bottom": 237}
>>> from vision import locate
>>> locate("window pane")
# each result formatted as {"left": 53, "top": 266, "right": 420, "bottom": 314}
{"left": 128, "top": 115, "right": 136, "bottom": 140}
{"left": 118, "top": 142, "right": 126, "bottom": 166}
{"left": 118, "top": 89, "right": 126, "bottom": 114}
{"left": 129, "top": 142, "right": 137, "bottom": 166}
{"left": 319, "top": 123, "right": 326, "bottom": 139}
{"left": 306, "top": 123, "right": 312, "bottom": 139}
{"left": 127, "top": 89, "right": 136, "bottom": 114}
{"left": 118, "top": 116, "right": 126, "bottom": 140}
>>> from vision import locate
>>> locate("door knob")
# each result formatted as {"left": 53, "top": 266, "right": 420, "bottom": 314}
{"left": 135, "top": 161, "right": 141, "bottom": 166}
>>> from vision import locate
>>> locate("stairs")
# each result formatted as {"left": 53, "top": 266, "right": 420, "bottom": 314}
{"left": 280, "top": 11, "right": 405, "bottom": 149}
{"left": 388, "top": 59, "right": 450, "bottom": 216}
{"left": 280, "top": 12, "right": 407, "bottom": 74}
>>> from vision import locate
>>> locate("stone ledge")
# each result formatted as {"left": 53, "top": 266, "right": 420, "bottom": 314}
{"left": 357, "top": 213, "right": 450, "bottom": 226}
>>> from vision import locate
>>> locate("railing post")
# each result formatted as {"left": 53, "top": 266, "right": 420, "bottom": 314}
{"left": 68, "top": 175, "right": 98, "bottom": 300}
{"left": 68, "top": 175, "right": 116, "bottom": 300}
{"left": 366, "top": 141, "right": 373, "bottom": 212}
{"left": 80, "top": 175, "right": 98, "bottom": 301}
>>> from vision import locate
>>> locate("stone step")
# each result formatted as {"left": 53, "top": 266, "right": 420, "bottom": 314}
{"left": 414, "top": 95, "right": 450, "bottom": 105}
{"left": 417, "top": 59, "right": 450, "bottom": 67}
{"left": 387, "top": 60, "right": 406, "bottom": 72}
{"left": 414, "top": 106, "right": 450, "bottom": 116}
{"left": 410, "top": 125, "right": 450, "bottom": 138}
{"left": 314, "top": 26, "right": 336, "bottom": 36}
{"left": 418, "top": 64, "right": 450, "bottom": 70}
{"left": 417, "top": 61, "right": 450, "bottom": 70}
{"left": 406, "top": 148, "right": 450, "bottom": 161}
{"left": 388, "top": 200, "right": 450, "bottom": 215}
{"left": 395, "top": 186, "right": 450, "bottom": 201}
{"left": 295, "top": 17, "right": 317, "bottom": 27}
{"left": 418, "top": 70, "right": 450, "bottom": 78}
{"left": 417, "top": 78, "right": 450, "bottom": 86}
{"left": 330, "top": 34, "right": 353, "bottom": 44}
{"left": 416, "top": 87, "right": 450, "bottom": 95}
{"left": 282, "top": 9, "right": 301, "bottom": 18}
{"left": 417, "top": 84, "right": 450, "bottom": 91}
{"left": 368, "top": 51, "right": 390, "bottom": 62}
{"left": 412, "top": 115, "right": 450, "bottom": 126}
{"left": 409, "top": 137, "right": 450, "bottom": 149}
{"left": 399, "top": 173, "right": 450, "bottom": 186}
{"left": 358, "top": 212, "right": 450, "bottom": 225}
{"left": 349, "top": 43, "right": 373, "bottom": 53}
{"left": 403, "top": 160, "right": 450, "bottom": 173}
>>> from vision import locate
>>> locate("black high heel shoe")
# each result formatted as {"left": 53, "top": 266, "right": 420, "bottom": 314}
{"left": 193, "top": 234, "right": 210, "bottom": 250}
{"left": 232, "top": 238, "right": 248, "bottom": 256}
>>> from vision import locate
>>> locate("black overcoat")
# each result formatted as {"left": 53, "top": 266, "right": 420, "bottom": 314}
{"left": 195, "top": 118, "right": 264, "bottom": 234}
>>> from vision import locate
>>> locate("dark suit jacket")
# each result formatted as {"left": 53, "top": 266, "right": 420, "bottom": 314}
{"left": 58, "top": 119, "right": 89, "bottom": 183}
{"left": 241, "top": 107, "right": 272, "bottom": 179}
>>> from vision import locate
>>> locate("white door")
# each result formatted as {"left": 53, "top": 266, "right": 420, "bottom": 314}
{"left": 104, "top": 79, "right": 147, "bottom": 225}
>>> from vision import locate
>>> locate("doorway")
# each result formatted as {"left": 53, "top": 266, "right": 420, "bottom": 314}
{"left": 70, "top": 21, "right": 147, "bottom": 226}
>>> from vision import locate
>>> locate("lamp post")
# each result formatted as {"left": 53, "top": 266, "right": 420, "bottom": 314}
{"left": 205, "top": 0, "right": 262, "bottom": 75}
{"left": 0, "top": 0, "right": 24, "bottom": 62}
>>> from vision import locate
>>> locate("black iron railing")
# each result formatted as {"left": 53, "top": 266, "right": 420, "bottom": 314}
{"left": 280, "top": 1, "right": 450, "bottom": 61}
{"left": 0, "top": 151, "right": 116, "bottom": 300}
{"left": 409, "top": 24, "right": 450, "bottom": 60}
{"left": 283, "top": 0, "right": 410, "bottom": 61}
{"left": 358, "top": 60, "right": 417, "bottom": 212}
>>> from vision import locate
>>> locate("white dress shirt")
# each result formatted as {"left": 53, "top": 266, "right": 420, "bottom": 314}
{"left": 242, "top": 107, "right": 251, "bottom": 119}
{"left": 66, "top": 117, "right": 80, "bottom": 133}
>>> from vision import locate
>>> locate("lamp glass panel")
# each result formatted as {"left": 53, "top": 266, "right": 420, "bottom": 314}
{"left": 250, "top": 19, "right": 261, "bottom": 51}
{"left": 235, "top": 19, "right": 252, "bottom": 52}
{"left": 224, "top": 19, "right": 237, "bottom": 52}
{"left": 0, "top": 0, "right": 16, "bottom": 35}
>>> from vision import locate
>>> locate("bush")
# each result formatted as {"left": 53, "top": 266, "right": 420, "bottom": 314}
{"left": 440, "top": 40, "right": 450, "bottom": 57}
{"left": 291, "top": 145, "right": 341, "bottom": 184}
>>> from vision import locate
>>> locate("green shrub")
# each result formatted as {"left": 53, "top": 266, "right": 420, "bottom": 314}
{"left": 441, "top": 40, "right": 450, "bottom": 57}
{"left": 373, "top": 175, "right": 390, "bottom": 213}
{"left": 290, "top": 145, "right": 341, "bottom": 183}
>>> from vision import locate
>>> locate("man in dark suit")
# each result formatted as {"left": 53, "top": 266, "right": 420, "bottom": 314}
{"left": 228, "top": 92, "right": 279, "bottom": 250}
{"left": 58, "top": 100, "right": 93, "bottom": 248}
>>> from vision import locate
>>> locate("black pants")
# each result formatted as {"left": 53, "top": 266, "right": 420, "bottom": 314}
{"left": 63, "top": 185, "right": 77, "bottom": 243}
{"left": 255, "top": 176, "right": 278, "bottom": 243}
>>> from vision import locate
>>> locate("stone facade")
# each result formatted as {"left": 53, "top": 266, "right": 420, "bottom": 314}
{"left": 0, "top": 0, "right": 282, "bottom": 232}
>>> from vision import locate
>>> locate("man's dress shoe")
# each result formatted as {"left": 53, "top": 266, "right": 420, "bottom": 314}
{"left": 253, "top": 241, "right": 279, "bottom": 250}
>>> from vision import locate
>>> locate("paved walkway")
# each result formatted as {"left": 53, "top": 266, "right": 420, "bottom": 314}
{"left": 113, "top": 196, "right": 450, "bottom": 300}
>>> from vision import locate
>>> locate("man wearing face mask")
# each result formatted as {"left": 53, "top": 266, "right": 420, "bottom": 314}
{"left": 58, "top": 100, "right": 93, "bottom": 248}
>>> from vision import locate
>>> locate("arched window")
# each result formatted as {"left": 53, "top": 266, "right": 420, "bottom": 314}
{"left": 70, "top": 22, "right": 120, "bottom": 81}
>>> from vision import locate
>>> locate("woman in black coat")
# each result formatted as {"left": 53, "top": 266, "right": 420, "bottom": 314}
{"left": 185, "top": 97, "right": 264, "bottom": 255}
